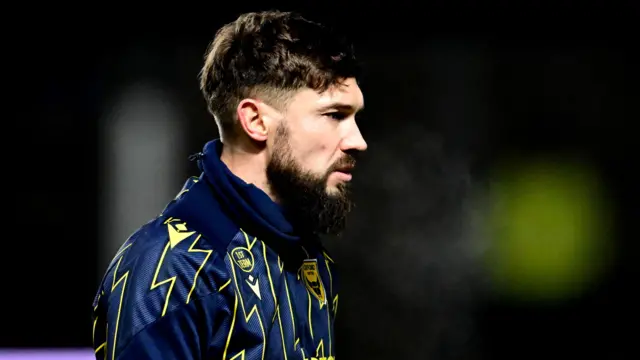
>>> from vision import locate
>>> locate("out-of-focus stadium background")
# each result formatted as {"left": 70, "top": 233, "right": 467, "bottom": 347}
{"left": 5, "top": 1, "right": 637, "bottom": 359}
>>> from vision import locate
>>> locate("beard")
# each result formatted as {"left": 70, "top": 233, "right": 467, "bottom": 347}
{"left": 266, "top": 124, "right": 356, "bottom": 236}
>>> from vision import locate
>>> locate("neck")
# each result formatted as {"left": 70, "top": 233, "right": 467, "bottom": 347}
{"left": 220, "top": 140, "right": 278, "bottom": 202}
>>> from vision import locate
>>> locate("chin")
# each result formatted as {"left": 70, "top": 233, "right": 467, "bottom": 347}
{"left": 327, "top": 181, "right": 350, "bottom": 195}
{"left": 325, "top": 186, "right": 340, "bottom": 196}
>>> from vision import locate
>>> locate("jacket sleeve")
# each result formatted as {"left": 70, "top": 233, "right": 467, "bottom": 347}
{"left": 115, "top": 290, "right": 230, "bottom": 360}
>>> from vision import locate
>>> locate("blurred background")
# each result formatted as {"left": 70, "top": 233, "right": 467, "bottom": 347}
{"left": 5, "top": 1, "right": 638, "bottom": 359}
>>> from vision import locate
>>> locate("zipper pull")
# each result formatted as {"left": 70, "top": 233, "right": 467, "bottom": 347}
{"left": 188, "top": 152, "right": 204, "bottom": 161}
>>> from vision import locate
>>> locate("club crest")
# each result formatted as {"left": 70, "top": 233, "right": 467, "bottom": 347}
{"left": 302, "top": 259, "right": 326, "bottom": 303}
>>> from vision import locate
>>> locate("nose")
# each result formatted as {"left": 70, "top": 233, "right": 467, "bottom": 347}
{"left": 341, "top": 122, "right": 368, "bottom": 152}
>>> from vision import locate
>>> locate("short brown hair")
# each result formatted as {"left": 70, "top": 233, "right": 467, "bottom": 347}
{"left": 199, "top": 11, "right": 360, "bottom": 140}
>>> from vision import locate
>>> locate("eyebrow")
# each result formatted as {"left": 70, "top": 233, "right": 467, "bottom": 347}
{"left": 317, "top": 103, "right": 364, "bottom": 113}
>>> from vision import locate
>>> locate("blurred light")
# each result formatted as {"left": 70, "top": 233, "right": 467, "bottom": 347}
{"left": 0, "top": 349, "right": 93, "bottom": 360}
{"left": 99, "top": 82, "right": 185, "bottom": 273}
{"left": 486, "top": 157, "right": 612, "bottom": 302}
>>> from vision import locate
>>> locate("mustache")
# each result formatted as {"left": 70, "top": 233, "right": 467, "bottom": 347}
{"left": 329, "top": 154, "right": 357, "bottom": 173}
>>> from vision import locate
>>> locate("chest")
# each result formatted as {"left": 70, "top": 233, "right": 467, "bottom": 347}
{"left": 228, "top": 240, "right": 338, "bottom": 359}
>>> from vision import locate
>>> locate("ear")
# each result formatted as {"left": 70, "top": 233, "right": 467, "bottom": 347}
{"left": 236, "top": 99, "right": 268, "bottom": 142}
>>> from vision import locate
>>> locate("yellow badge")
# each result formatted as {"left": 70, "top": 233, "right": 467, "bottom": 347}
{"left": 231, "top": 247, "right": 255, "bottom": 273}
{"left": 302, "top": 259, "right": 326, "bottom": 303}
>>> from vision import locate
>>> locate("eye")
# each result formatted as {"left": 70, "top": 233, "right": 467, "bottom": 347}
{"left": 324, "top": 112, "right": 348, "bottom": 121}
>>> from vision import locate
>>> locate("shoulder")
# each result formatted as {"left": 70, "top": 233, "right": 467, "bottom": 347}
{"left": 104, "top": 215, "right": 232, "bottom": 304}
{"left": 98, "top": 216, "right": 233, "bottom": 351}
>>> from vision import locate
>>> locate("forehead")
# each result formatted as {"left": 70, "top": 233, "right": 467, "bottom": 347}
{"left": 289, "top": 78, "right": 364, "bottom": 112}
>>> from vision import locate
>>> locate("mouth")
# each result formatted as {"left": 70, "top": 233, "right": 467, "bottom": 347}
{"left": 335, "top": 166, "right": 352, "bottom": 173}
{"left": 332, "top": 167, "right": 354, "bottom": 181}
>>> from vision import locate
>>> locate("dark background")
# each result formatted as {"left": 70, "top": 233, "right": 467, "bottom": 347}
{"left": 5, "top": 1, "right": 638, "bottom": 359}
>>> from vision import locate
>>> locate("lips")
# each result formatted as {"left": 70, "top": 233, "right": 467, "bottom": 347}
{"left": 334, "top": 166, "right": 353, "bottom": 173}
{"left": 332, "top": 155, "right": 357, "bottom": 175}
{"left": 332, "top": 170, "right": 353, "bottom": 181}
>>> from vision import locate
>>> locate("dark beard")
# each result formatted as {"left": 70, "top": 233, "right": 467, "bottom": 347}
{"left": 266, "top": 125, "right": 355, "bottom": 236}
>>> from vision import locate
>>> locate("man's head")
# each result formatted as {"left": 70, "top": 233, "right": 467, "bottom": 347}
{"left": 200, "top": 11, "right": 367, "bottom": 235}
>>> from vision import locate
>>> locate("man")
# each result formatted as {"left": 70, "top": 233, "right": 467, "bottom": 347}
{"left": 92, "top": 10, "right": 367, "bottom": 360}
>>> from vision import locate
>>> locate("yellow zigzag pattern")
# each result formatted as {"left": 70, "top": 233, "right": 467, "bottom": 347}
{"left": 225, "top": 230, "right": 265, "bottom": 360}
{"left": 186, "top": 233, "right": 213, "bottom": 304}
{"left": 150, "top": 218, "right": 199, "bottom": 317}
{"left": 110, "top": 243, "right": 132, "bottom": 360}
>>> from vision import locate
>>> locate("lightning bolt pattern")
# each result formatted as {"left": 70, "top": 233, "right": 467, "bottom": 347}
{"left": 149, "top": 241, "right": 178, "bottom": 317}
{"left": 218, "top": 230, "right": 341, "bottom": 360}
{"left": 224, "top": 248, "right": 266, "bottom": 360}
{"left": 186, "top": 234, "right": 214, "bottom": 304}
{"left": 110, "top": 247, "right": 131, "bottom": 360}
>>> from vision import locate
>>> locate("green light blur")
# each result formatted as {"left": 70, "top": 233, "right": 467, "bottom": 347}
{"left": 486, "top": 158, "right": 612, "bottom": 302}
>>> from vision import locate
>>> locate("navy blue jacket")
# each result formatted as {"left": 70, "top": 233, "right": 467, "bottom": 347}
{"left": 92, "top": 140, "right": 338, "bottom": 360}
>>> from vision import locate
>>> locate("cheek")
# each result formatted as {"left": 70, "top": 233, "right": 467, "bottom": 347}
{"left": 292, "top": 120, "right": 337, "bottom": 172}
{"left": 294, "top": 143, "right": 333, "bottom": 175}
{"left": 289, "top": 127, "right": 322, "bottom": 153}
